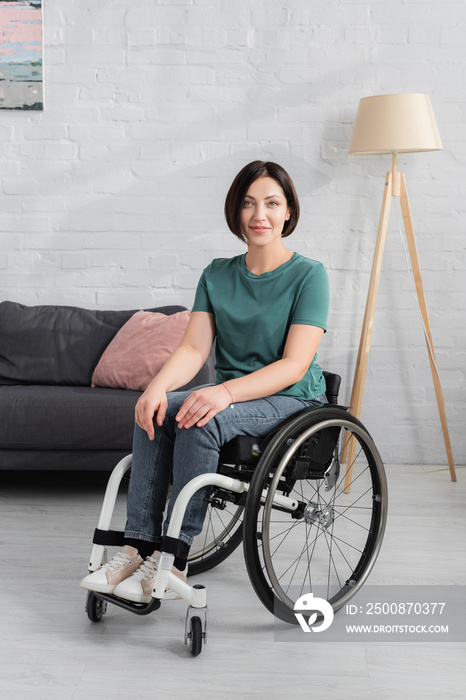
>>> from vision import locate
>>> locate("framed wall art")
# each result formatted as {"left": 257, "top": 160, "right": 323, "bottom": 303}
{"left": 0, "top": 0, "right": 43, "bottom": 110}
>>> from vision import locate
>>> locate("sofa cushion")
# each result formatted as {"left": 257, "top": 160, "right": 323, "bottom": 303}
{"left": 0, "top": 385, "right": 141, "bottom": 450}
{"left": 91, "top": 309, "right": 191, "bottom": 391}
{"left": 0, "top": 301, "right": 186, "bottom": 387}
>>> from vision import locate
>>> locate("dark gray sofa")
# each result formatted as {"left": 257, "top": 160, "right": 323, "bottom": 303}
{"left": 0, "top": 301, "right": 214, "bottom": 471}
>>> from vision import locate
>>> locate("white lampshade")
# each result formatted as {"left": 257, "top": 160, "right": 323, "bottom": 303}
{"left": 349, "top": 93, "right": 443, "bottom": 155}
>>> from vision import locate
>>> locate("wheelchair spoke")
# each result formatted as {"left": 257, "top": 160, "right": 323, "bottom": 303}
{"left": 331, "top": 487, "right": 375, "bottom": 520}
{"left": 267, "top": 518, "right": 301, "bottom": 548}
{"left": 202, "top": 510, "right": 219, "bottom": 552}
{"left": 272, "top": 517, "right": 353, "bottom": 602}
{"left": 332, "top": 507, "right": 372, "bottom": 532}
{"left": 278, "top": 530, "right": 316, "bottom": 597}
{"left": 188, "top": 498, "right": 245, "bottom": 574}
{"left": 321, "top": 519, "right": 340, "bottom": 596}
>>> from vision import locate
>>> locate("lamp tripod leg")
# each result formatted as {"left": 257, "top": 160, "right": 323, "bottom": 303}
{"left": 399, "top": 174, "right": 456, "bottom": 482}
{"left": 343, "top": 172, "right": 393, "bottom": 492}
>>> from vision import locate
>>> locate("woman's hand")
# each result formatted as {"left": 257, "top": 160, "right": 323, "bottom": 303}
{"left": 134, "top": 310, "right": 217, "bottom": 440}
{"left": 135, "top": 386, "right": 168, "bottom": 440}
{"left": 176, "top": 385, "right": 232, "bottom": 430}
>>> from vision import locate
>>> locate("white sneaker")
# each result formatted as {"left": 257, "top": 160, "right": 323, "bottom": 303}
{"left": 80, "top": 545, "right": 143, "bottom": 594}
{"left": 114, "top": 551, "right": 187, "bottom": 603}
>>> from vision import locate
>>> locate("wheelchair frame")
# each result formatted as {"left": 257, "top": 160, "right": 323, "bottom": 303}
{"left": 84, "top": 376, "right": 388, "bottom": 657}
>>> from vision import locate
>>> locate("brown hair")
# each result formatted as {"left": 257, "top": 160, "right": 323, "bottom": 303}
{"left": 224, "top": 161, "right": 300, "bottom": 243}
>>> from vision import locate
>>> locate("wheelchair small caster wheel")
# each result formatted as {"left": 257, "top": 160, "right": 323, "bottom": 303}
{"left": 85, "top": 591, "right": 107, "bottom": 622}
{"left": 187, "top": 616, "right": 203, "bottom": 657}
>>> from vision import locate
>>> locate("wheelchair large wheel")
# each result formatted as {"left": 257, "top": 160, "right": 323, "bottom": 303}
{"left": 243, "top": 407, "right": 388, "bottom": 624}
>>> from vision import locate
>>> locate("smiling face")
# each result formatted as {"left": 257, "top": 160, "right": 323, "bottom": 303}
{"left": 239, "top": 177, "right": 291, "bottom": 249}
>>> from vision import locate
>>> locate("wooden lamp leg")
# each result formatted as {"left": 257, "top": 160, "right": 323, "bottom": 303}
{"left": 343, "top": 172, "right": 393, "bottom": 491}
{"left": 399, "top": 174, "right": 456, "bottom": 482}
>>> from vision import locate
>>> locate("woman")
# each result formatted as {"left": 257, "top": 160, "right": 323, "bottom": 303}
{"left": 81, "top": 161, "right": 329, "bottom": 602}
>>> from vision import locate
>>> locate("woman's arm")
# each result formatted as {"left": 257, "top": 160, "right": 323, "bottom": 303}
{"left": 224, "top": 323, "right": 324, "bottom": 401}
{"left": 176, "top": 324, "right": 324, "bottom": 429}
{"left": 149, "top": 311, "right": 215, "bottom": 392}
{"left": 135, "top": 311, "right": 215, "bottom": 438}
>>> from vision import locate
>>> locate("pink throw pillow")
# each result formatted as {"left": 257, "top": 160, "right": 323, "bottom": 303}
{"left": 91, "top": 310, "right": 191, "bottom": 391}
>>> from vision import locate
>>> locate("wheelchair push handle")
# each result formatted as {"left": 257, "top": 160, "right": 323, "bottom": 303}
{"left": 322, "top": 371, "right": 341, "bottom": 405}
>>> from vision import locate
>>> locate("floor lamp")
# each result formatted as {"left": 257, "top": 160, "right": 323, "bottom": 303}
{"left": 343, "top": 93, "right": 456, "bottom": 489}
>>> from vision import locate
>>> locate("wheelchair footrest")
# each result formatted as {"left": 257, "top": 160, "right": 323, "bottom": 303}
{"left": 91, "top": 591, "right": 162, "bottom": 616}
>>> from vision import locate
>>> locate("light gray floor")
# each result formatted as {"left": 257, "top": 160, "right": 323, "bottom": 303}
{"left": 0, "top": 463, "right": 465, "bottom": 700}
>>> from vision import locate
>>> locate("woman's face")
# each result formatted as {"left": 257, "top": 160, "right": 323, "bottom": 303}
{"left": 240, "top": 176, "right": 291, "bottom": 248}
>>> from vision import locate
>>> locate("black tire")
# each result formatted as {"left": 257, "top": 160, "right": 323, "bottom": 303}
{"left": 85, "top": 591, "right": 107, "bottom": 622}
{"left": 188, "top": 616, "right": 203, "bottom": 656}
{"left": 187, "top": 501, "right": 245, "bottom": 575}
{"left": 243, "top": 407, "right": 388, "bottom": 624}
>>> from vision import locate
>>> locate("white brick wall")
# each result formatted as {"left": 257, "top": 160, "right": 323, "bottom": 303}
{"left": 1, "top": 0, "right": 464, "bottom": 466}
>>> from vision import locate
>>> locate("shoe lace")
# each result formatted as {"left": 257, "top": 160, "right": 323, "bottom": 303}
{"left": 102, "top": 551, "right": 134, "bottom": 573}
{"left": 132, "top": 554, "right": 159, "bottom": 583}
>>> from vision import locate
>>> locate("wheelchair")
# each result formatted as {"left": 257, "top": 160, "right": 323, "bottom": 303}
{"left": 83, "top": 372, "right": 388, "bottom": 656}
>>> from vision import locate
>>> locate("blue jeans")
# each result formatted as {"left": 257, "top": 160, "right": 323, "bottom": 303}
{"left": 125, "top": 391, "right": 327, "bottom": 547}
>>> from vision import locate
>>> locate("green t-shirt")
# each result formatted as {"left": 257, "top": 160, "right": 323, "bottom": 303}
{"left": 192, "top": 253, "right": 330, "bottom": 400}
